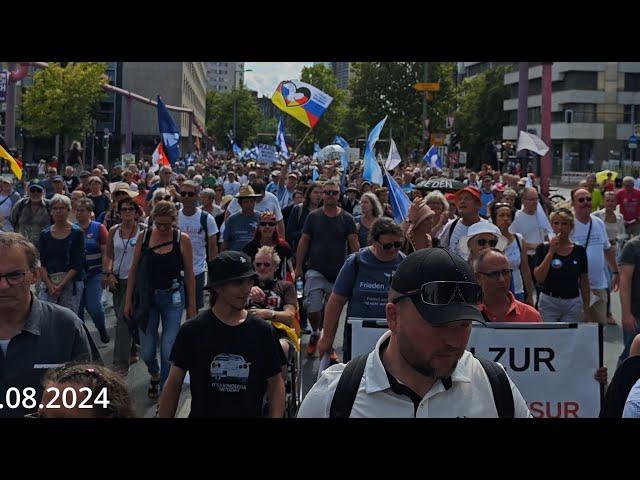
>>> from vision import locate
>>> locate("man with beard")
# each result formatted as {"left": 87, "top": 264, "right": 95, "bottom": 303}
{"left": 297, "top": 248, "right": 531, "bottom": 418}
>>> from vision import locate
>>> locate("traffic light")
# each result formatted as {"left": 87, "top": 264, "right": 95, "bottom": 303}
{"left": 449, "top": 133, "right": 459, "bottom": 152}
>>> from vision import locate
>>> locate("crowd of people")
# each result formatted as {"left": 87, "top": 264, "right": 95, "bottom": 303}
{"left": 1, "top": 147, "right": 640, "bottom": 418}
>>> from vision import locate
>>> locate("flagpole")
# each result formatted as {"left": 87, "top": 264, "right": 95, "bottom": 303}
{"left": 293, "top": 125, "right": 316, "bottom": 155}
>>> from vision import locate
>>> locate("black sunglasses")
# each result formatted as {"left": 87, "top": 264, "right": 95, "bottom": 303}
{"left": 29, "top": 187, "right": 42, "bottom": 193}
{"left": 255, "top": 262, "right": 272, "bottom": 268}
{"left": 260, "top": 222, "right": 276, "bottom": 227}
{"left": 180, "top": 191, "right": 196, "bottom": 197}
{"left": 476, "top": 238, "right": 498, "bottom": 247}
{"left": 392, "top": 281, "right": 483, "bottom": 306}
{"left": 479, "top": 269, "right": 512, "bottom": 280}
{"left": 323, "top": 190, "right": 340, "bottom": 196}
{"left": 378, "top": 240, "right": 403, "bottom": 250}
{"left": 577, "top": 197, "right": 592, "bottom": 203}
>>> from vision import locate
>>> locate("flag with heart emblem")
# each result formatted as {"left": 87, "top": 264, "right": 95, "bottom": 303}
{"left": 157, "top": 95, "right": 180, "bottom": 164}
{"left": 271, "top": 80, "right": 333, "bottom": 128}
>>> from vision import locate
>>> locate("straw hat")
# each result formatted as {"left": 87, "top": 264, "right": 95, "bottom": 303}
{"left": 235, "top": 185, "right": 261, "bottom": 199}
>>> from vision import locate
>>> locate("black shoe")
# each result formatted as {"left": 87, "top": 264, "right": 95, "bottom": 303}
{"left": 99, "top": 329, "right": 111, "bottom": 344}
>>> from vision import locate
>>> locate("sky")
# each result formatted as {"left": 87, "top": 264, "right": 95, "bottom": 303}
{"left": 245, "top": 62, "right": 314, "bottom": 97}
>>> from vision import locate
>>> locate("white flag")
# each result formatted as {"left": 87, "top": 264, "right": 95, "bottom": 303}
{"left": 516, "top": 130, "right": 549, "bottom": 156}
{"left": 385, "top": 138, "right": 402, "bottom": 170}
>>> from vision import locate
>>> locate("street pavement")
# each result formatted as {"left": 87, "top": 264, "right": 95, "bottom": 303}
{"left": 87, "top": 186, "right": 626, "bottom": 416}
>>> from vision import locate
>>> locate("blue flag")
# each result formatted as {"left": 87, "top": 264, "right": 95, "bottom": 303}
{"left": 423, "top": 145, "right": 441, "bottom": 169}
{"left": 275, "top": 117, "right": 289, "bottom": 159}
{"left": 333, "top": 136, "right": 349, "bottom": 149}
{"left": 363, "top": 116, "right": 387, "bottom": 185}
{"left": 313, "top": 143, "right": 321, "bottom": 154}
{"left": 157, "top": 96, "right": 180, "bottom": 164}
{"left": 311, "top": 167, "right": 319, "bottom": 181}
{"left": 232, "top": 143, "right": 242, "bottom": 157}
{"left": 333, "top": 136, "right": 349, "bottom": 192}
{"left": 383, "top": 169, "right": 411, "bottom": 224}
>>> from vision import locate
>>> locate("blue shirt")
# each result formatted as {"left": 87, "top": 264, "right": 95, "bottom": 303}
{"left": 480, "top": 190, "right": 494, "bottom": 217}
{"left": 333, "top": 247, "right": 405, "bottom": 319}
{"left": 401, "top": 183, "right": 415, "bottom": 194}
{"left": 266, "top": 181, "right": 279, "bottom": 195}
{"left": 623, "top": 378, "right": 640, "bottom": 418}
{"left": 223, "top": 212, "right": 260, "bottom": 252}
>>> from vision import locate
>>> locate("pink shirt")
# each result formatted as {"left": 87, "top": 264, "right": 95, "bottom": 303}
{"left": 479, "top": 292, "right": 542, "bottom": 323}
{"left": 616, "top": 188, "right": 640, "bottom": 223}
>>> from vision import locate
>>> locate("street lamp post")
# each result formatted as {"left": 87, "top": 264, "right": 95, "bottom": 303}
{"left": 232, "top": 67, "right": 253, "bottom": 141}
{"left": 103, "top": 128, "right": 111, "bottom": 171}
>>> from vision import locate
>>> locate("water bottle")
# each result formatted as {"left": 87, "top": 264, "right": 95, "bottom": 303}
{"left": 296, "top": 279, "right": 303, "bottom": 299}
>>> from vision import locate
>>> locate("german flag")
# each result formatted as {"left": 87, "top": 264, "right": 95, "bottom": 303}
{"left": 0, "top": 136, "right": 23, "bottom": 180}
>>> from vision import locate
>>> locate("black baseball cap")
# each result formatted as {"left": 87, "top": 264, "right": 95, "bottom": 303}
{"left": 207, "top": 251, "right": 257, "bottom": 287}
{"left": 391, "top": 248, "right": 485, "bottom": 325}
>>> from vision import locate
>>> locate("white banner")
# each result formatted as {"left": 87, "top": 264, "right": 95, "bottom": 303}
{"left": 257, "top": 144, "right": 278, "bottom": 164}
{"left": 348, "top": 320, "right": 602, "bottom": 418}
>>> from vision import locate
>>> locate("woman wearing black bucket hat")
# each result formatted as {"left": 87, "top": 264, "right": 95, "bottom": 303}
{"left": 157, "top": 251, "right": 285, "bottom": 418}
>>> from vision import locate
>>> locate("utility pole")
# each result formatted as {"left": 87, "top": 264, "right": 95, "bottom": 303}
{"left": 422, "top": 62, "right": 429, "bottom": 151}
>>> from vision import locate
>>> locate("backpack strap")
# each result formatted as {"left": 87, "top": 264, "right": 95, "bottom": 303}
{"left": 446, "top": 217, "right": 461, "bottom": 250}
{"left": 476, "top": 356, "right": 515, "bottom": 418}
{"left": 514, "top": 233, "right": 522, "bottom": 253}
{"left": 353, "top": 251, "right": 360, "bottom": 279}
{"left": 200, "top": 210, "right": 210, "bottom": 263}
{"left": 329, "top": 354, "right": 369, "bottom": 418}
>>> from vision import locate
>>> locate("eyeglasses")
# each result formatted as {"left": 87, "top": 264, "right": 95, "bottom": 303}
{"left": 0, "top": 271, "right": 27, "bottom": 285}
{"left": 323, "top": 190, "right": 340, "bottom": 196}
{"left": 155, "top": 222, "right": 173, "bottom": 229}
{"left": 180, "top": 191, "right": 196, "bottom": 197}
{"left": 119, "top": 207, "right": 136, "bottom": 212}
{"left": 577, "top": 197, "right": 592, "bottom": 203}
{"left": 255, "top": 262, "right": 272, "bottom": 268}
{"left": 260, "top": 221, "right": 276, "bottom": 227}
{"left": 392, "top": 281, "right": 483, "bottom": 306}
{"left": 156, "top": 195, "right": 172, "bottom": 201}
{"left": 479, "top": 269, "right": 512, "bottom": 280}
{"left": 552, "top": 221, "right": 569, "bottom": 226}
{"left": 378, "top": 240, "right": 403, "bottom": 250}
{"left": 29, "top": 188, "right": 42, "bottom": 193}
{"left": 475, "top": 238, "right": 498, "bottom": 247}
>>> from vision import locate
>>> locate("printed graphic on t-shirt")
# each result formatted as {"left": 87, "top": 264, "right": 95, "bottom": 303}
{"left": 210, "top": 354, "right": 251, "bottom": 393}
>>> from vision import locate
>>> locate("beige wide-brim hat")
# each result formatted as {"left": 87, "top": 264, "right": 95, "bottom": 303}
{"left": 458, "top": 222, "right": 508, "bottom": 258}
{"left": 235, "top": 185, "right": 261, "bottom": 199}
{"left": 110, "top": 182, "right": 138, "bottom": 198}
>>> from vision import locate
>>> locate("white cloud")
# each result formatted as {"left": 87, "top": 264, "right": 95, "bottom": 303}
{"left": 245, "top": 62, "right": 314, "bottom": 97}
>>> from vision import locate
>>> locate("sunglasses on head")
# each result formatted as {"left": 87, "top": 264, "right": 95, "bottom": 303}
{"left": 577, "top": 197, "right": 592, "bottom": 203}
{"left": 255, "top": 262, "right": 272, "bottom": 268}
{"left": 260, "top": 221, "right": 276, "bottom": 227}
{"left": 392, "top": 281, "right": 483, "bottom": 306}
{"left": 323, "top": 190, "right": 340, "bottom": 196}
{"left": 476, "top": 238, "right": 498, "bottom": 247}
{"left": 378, "top": 240, "right": 403, "bottom": 250}
{"left": 479, "top": 269, "right": 511, "bottom": 280}
{"left": 180, "top": 191, "right": 196, "bottom": 197}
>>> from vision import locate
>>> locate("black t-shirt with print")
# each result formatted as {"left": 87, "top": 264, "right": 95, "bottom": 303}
{"left": 170, "top": 310, "right": 282, "bottom": 418}
{"left": 533, "top": 243, "right": 588, "bottom": 299}
{"left": 619, "top": 238, "right": 640, "bottom": 317}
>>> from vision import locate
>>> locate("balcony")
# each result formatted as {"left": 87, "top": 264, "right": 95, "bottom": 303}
{"left": 504, "top": 90, "right": 605, "bottom": 111}
{"left": 618, "top": 92, "right": 640, "bottom": 104}
{"left": 503, "top": 122, "right": 604, "bottom": 140}
{"left": 619, "top": 63, "right": 640, "bottom": 73}
{"left": 504, "top": 62, "right": 607, "bottom": 85}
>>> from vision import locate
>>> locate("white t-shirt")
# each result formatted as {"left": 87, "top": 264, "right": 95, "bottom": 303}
{"left": 237, "top": 174, "right": 248, "bottom": 185}
{"left": 223, "top": 180, "right": 240, "bottom": 196}
{"left": 226, "top": 191, "right": 284, "bottom": 222}
{"left": 509, "top": 208, "right": 552, "bottom": 256}
{"left": 178, "top": 208, "right": 219, "bottom": 276}
{"left": 504, "top": 233, "right": 525, "bottom": 295}
{"left": 570, "top": 215, "right": 611, "bottom": 290}
{"left": 439, "top": 217, "right": 487, "bottom": 258}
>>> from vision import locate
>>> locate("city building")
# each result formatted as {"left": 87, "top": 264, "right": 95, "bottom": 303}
{"left": 501, "top": 62, "right": 640, "bottom": 173}
{"left": 313, "top": 62, "right": 354, "bottom": 89}
{"left": 257, "top": 94, "right": 278, "bottom": 119}
{"left": 121, "top": 62, "right": 207, "bottom": 161}
{"left": 205, "top": 62, "right": 245, "bottom": 91}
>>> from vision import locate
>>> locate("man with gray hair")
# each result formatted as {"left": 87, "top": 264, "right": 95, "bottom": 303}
{"left": 0, "top": 232, "right": 97, "bottom": 418}
{"left": 616, "top": 176, "right": 640, "bottom": 238}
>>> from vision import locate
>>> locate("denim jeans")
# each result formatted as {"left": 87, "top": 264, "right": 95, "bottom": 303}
{"left": 138, "top": 285, "right": 184, "bottom": 389}
{"left": 112, "top": 279, "right": 133, "bottom": 372}
{"left": 78, "top": 274, "right": 107, "bottom": 332}
{"left": 619, "top": 315, "right": 640, "bottom": 366}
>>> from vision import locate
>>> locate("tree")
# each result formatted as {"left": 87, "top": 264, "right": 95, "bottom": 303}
{"left": 20, "top": 62, "right": 108, "bottom": 140}
{"left": 454, "top": 65, "right": 509, "bottom": 170}
{"left": 348, "top": 62, "right": 458, "bottom": 160}
{"left": 205, "top": 88, "right": 261, "bottom": 148}
{"left": 287, "top": 64, "right": 346, "bottom": 153}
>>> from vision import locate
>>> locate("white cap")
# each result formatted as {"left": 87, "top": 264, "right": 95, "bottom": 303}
{"left": 458, "top": 222, "right": 507, "bottom": 258}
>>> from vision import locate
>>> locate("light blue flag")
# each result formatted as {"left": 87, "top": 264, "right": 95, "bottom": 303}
{"left": 333, "top": 136, "right": 350, "bottom": 192}
{"left": 275, "top": 117, "right": 289, "bottom": 159}
{"left": 423, "top": 145, "right": 442, "bottom": 169}
{"left": 232, "top": 143, "right": 242, "bottom": 157}
{"left": 383, "top": 169, "right": 411, "bottom": 223}
{"left": 363, "top": 116, "right": 387, "bottom": 184}
{"left": 311, "top": 167, "right": 319, "bottom": 181}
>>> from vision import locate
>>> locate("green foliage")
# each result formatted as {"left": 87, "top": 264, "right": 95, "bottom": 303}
{"left": 454, "top": 65, "right": 510, "bottom": 168}
{"left": 20, "top": 62, "right": 108, "bottom": 139}
{"left": 205, "top": 88, "right": 261, "bottom": 148}
{"left": 347, "top": 62, "right": 458, "bottom": 159}
{"left": 287, "top": 64, "right": 346, "bottom": 153}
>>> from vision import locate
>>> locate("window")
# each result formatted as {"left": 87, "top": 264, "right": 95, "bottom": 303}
{"left": 528, "top": 107, "right": 541, "bottom": 124}
{"left": 562, "top": 71, "right": 598, "bottom": 90}
{"left": 562, "top": 103, "right": 596, "bottom": 122}
{"left": 624, "top": 104, "right": 639, "bottom": 123}
{"left": 625, "top": 74, "right": 640, "bottom": 91}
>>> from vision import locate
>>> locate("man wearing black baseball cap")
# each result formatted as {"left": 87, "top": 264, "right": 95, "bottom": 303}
{"left": 298, "top": 248, "right": 530, "bottom": 418}
{"left": 158, "top": 251, "right": 285, "bottom": 418}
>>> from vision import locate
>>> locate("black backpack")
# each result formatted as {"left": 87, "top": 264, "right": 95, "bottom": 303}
{"left": 600, "top": 355, "right": 640, "bottom": 418}
{"left": 329, "top": 353, "right": 515, "bottom": 418}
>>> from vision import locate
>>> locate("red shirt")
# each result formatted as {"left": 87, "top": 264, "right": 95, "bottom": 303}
{"left": 479, "top": 292, "right": 542, "bottom": 323}
{"left": 616, "top": 188, "right": 640, "bottom": 223}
